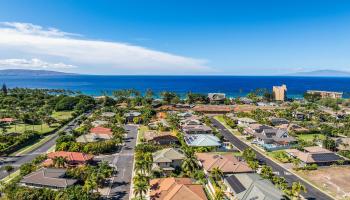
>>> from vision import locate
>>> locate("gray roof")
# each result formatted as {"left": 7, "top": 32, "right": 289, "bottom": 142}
{"left": 184, "top": 134, "right": 221, "bottom": 147}
{"left": 20, "top": 168, "right": 77, "bottom": 189}
{"left": 182, "top": 124, "right": 212, "bottom": 133}
{"left": 153, "top": 148, "right": 185, "bottom": 163}
{"left": 225, "top": 173, "right": 285, "bottom": 200}
{"left": 255, "top": 129, "right": 296, "bottom": 143}
{"left": 124, "top": 111, "right": 141, "bottom": 117}
{"left": 101, "top": 112, "right": 116, "bottom": 117}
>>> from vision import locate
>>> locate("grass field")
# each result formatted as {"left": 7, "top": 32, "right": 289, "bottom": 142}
{"left": 51, "top": 111, "right": 73, "bottom": 121}
{"left": 296, "top": 133, "right": 326, "bottom": 142}
{"left": 3, "top": 123, "right": 59, "bottom": 135}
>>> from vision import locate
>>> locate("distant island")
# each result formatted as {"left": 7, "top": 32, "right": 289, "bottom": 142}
{"left": 0, "top": 69, "right": 76, "bottom": 76}
{"left": 286, "top": 70, "right": 350, "bottom": 77}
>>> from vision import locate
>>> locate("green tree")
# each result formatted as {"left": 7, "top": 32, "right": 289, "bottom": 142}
{"left": 291, "top": 182, "right": 307, "bottom": 200}
{"left": 210, "top": 167, "right": 223, "bottom": 181}
{"left": 133, "top": 180, "right": 149, "bottom": 199}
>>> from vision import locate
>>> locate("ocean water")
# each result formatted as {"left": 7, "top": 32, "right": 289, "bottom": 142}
{"left": 0, "top": 75, "right": 349, "bottom": 98}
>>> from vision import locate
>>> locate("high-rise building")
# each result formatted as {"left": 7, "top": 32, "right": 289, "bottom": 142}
{"left": 273, "top": 84, "right": 287, "bottom": 101}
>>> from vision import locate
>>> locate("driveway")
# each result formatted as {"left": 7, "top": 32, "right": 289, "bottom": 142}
{"left": 211, "top": 118, "right": 333, "bottom": 200}
{"left": 106, "top": 124, "right": 138, "bottom": 200}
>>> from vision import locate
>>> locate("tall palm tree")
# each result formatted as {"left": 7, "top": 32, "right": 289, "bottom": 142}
{"left": 291, "top": 182, "right": 307, "bottom": 200}
{"left": 292, "top": 158, "right": 301, "bottom": 169}
{"left": 181, "top": 156, "right": 198, "bottom": 176}
{"left": 210, "top": 167, "right": 223, "bottom": 181}
{"left": 133, "top": 180, "right": 149, "bottom": 199}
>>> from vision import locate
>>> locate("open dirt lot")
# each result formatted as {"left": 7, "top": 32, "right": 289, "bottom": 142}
{"left": 298, "top": 166, "right": 350, "bottom": 200}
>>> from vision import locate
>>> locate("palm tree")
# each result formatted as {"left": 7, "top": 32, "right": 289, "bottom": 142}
{"left": 181, "top": 155, "right": 198, "bottom": 176}
{"left": 133, "top": 173, "right": 149, "bottom": 183}
{"left": 135, "top": 160, "right": 147, "bottom": 174}
{"left": 83, "top": 174, "right": 98, "bottom": 194}
{"left": 213, "top": 186, "right": 225, "bottom": 200}
{"left": 52, "top": 156, "right": 67, "bottom": 168}
{"left": 133, "top": 180, "right": 149, "bottom": 199}
{"left": 247, "top": 160, "right": 259, "bottom": 171}
{"left": 210, "top": 167, "right": 223, "bottom": 181}
{"left": 291, "top": 182, "right": 307, "bottom": 200}
{"left": 260, "top": 165, "right": 273, "bottom": 179}
{"left": 292, "top": 158, "right": 301, "bottom": 170}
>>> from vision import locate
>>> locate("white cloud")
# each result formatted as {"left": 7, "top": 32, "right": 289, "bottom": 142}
{"left": 0, "top": 58, "right": 76, "bottom": 69}
{"left": 0, "top": 22, "right": 213, "bottom": 74}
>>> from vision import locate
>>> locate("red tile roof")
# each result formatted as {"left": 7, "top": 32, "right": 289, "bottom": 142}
{"left": 0, "top": 117, "right": 15, "bottom": 123}
{"left": 150, "top": 178, "right": 207, "bottom": 200}
{"left": 47, "top": 151, "right": 93, "bottom": 163}
{"left": 90, "top": 126, "right": 113, "bottom": 135}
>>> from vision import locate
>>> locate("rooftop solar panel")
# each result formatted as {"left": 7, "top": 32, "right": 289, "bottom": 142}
{"left": 311, "top": 153, "right": 342, "bottom": 162}
{"left": 226, "top": 175, "right": 246, "bottom": 194}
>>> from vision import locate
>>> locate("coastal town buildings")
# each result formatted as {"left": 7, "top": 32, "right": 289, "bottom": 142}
{"left": 307, "top": 90, "right": 343, "bottom": 99}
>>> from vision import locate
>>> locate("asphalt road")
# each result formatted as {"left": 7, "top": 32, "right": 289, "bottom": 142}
{"left": 0, "top": 112, "right": 90, "bottom": 179}
{"left": 211, "top": 118, "right": 333, "bottom": 200}
{"left": 107, "top": 124, "right": 138, "bottom": 200}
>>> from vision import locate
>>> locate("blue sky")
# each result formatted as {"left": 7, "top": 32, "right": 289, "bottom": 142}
{"left": 0, "top": 0, "right": 350, "bottom": 75}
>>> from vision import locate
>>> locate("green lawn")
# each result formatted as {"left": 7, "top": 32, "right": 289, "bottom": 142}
{"left": 296, "top": 133, "right": 326, "bottom": 142}
{"left": 2, "top": 123, "right": 59, "bottom": 135}
{"left": 52, "top": 111, "right": 73, "bottom": 121}
{"left": 214, "top": 115, "right": 241, "bottom": 136}
{"left": 267, "top": 150, "right": 291, "bottom": 163}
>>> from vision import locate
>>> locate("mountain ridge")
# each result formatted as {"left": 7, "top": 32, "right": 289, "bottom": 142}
{"left": 0, "top": 69, "right": 77, "bottom": 76}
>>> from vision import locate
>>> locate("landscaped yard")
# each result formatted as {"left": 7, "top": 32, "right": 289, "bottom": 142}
{"left": 214, "top": 115, "right": 241, "bottom": 136}
{"left": 267, "top": 150, "right": 292, "bottom": 163}
{"left": 296, "top": 133, "right": 326, "bottom": 142}
{"left": 297, "top": 166, "right": 350, "bottom": 200}
{"left": 3, "top": 123, "right": 59, "bottom": 135}
{"left": 51, "top": 111, "right": 73, "bottom": 121}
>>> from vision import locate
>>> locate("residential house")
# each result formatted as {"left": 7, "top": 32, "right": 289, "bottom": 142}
{"left": 192, "top": 105, "right": 234, "bottom": 114}
{"left": 148, "top": 119, "right": 170, "bottom": 130}
{"left": 269, "top": 117, "right": 289, "bottom": 126}
{"left": 184, "top": 134, "right": 221, "bottom": 147}
{"left": 76, "top": 126, "right": 113, "bottom": 143}
{"left": 0, "top": 117, "right": 15, "bottom": 124}
{"left": 124, "top": 111, "right": 141, "bottom": 122}
{"left": 91, "top": 120, "right": 108, "bottom": 127}
{"left": 285, "top": 146, "right": 346, "bottom": 166}
{"left": 150, "top": 177, "right": 208, "bottom": 200}
{"left": 307, "top": 90, "right": 343, "bottom": 99}
{"left": 208, "top": 93, "right": 226, "bottom": 104}
{"left": 237, "top": 118, "right": 257, "bottom": 127}
{"left": 143, "top": 131, "right": 179, "bottom": 145}
{"left": 273, "top": 84, "right": 287, "bottom": 101}
{"left": 243, "top": 124, "right": 273, "bottom": 135}
{"left": 196, "top": 153, "right": 253, "bottom": 175}
{"left": 182, "top": 124, "right": 212, "bottom": 134}
{"left": 276, "top": 123, "right": 309, "bottom": 133}
{"left": 20, "top": 168, "right": 77, "bottom": 189}
{"left": 101, "top": 112, "right": 116, "bottom": 118}
{"left": 334, "top": 137, "right": 350, "bottom": 151}
{"left": 292, "top": 112, "right": 306, "bottom": 121}
{"left": 177, "top": 112, "right": 193, "bottom": 119}
{"left": 89, "top": 126, "right": 113, "bottom": 139}
{"left": 224, "top": 173, "right": 285, "bottom": 200}
{"left": 152, "top": 148, "right": 185, "bottom": 172}
{"left": 43, "top": 151, "right": 93, "bottom": 167}
{"left": 253, "top": 128, "right": 297, "bottom": 151}
{"left": 180, "top": 118, "right": 201, "bottom": 126}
